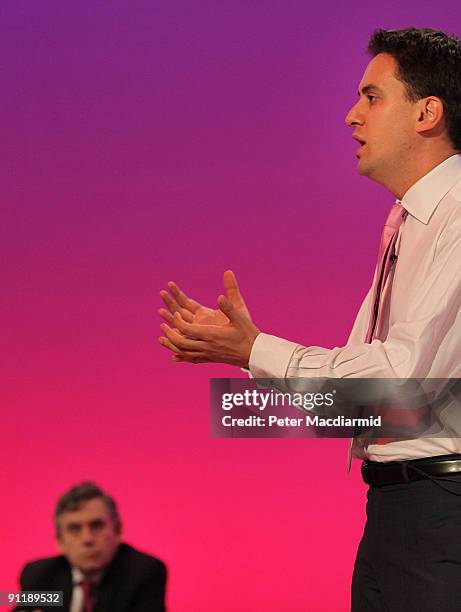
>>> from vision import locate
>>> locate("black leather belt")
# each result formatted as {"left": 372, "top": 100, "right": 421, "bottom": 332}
{"left": 361, "top": 454, "right": 461, "bottom": 486}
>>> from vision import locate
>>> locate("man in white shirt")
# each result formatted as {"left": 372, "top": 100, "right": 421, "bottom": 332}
{"left": 159, "top": 28, "right": 461, "bottom": 610}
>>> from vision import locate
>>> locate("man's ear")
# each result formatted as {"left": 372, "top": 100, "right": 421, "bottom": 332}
{"left": 56, "top": 533, "right": 65, "bottom": 554}
{"left": 415, "top": 96, "right": 445, "bottom": 135}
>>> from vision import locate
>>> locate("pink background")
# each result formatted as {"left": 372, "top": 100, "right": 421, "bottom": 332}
{"left": 2, "top": 2, "right": 460, "bottom": 610}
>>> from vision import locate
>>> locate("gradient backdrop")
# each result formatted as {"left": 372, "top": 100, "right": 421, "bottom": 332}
{"left": 2, "top": 2, "right": 460, "bottom": 610}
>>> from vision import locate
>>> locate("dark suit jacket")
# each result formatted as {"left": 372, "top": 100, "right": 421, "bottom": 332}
{"left": 14, "top": 543, "right": 167, "bottom": 612}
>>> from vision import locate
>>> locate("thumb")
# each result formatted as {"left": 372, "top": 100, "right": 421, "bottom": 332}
{"left": 223, "top": 270, "right": 246, "bottom": 309}
{"left": 217, "top": 294, "right": 242, "bottom": 323}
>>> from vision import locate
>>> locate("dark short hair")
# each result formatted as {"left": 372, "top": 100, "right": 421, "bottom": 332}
{"left": 55, "top": 482, "right": 121, "bottom": 534}
{"left": 368, "top": 28, "right": 461, "bottom": 150}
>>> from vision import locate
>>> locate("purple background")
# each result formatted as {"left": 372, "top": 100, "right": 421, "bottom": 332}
{"left": 2, "top": 2, "right": 460, "bottom": 610}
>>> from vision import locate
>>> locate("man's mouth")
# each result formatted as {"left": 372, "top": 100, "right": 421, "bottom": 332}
{"left": 83, "top": 551, "right": 101, "bottom": 561}
{"left": 352, "top": 134, "right": 366, "bottom": 156}
{"left": 356, "top": 140, "right": 366, "bottom": 156}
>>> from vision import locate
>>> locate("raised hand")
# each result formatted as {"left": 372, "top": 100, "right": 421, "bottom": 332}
{"left": 159, "top": 270, "right": 253, "bottom": 326}
{"left": 159, "top": 282, "right": 228, "bottom": 327}
{"left": 158, "top": 270, "right": 260, "bottom": 367}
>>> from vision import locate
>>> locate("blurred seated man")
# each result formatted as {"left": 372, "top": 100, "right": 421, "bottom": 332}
{"left": 15, "top": 482, "right": 167, "bottom": 612}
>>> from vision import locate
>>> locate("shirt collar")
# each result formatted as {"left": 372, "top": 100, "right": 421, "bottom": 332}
{"left": 72, "top": 567, "right": 84, "bottom": 585}
{"left": 399, "top": 154, "right": 461, "bottom": 224}
{"left": 72, "top": 566, "right": 103, "bottom": 586}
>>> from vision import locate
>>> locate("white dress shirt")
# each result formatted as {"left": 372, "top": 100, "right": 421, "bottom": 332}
{"left": 70, "top": 568, "right": 85, "bottom": 612}
{"left": 249, "top": 154, "right": 461, "bottom": 462}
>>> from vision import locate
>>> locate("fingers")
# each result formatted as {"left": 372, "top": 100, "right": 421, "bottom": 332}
{"left": 159, "top": 320, "right": 215, "bottom": 364}
{"left": 161, "top": 343, "right": 208, "bottom": 364}
{"left": 158, "top": 331, "right": 206, "bottom": 361}
{"left": 159, "top": 275, "right": 252, "bottom": 368}
{"left": 172, "top": 312, "right": 216, "bottom": 341}
{"left": 223, "top": 269, "right": 246, "bottom": 308}
{"left": 167, "top": 281, "right": 201, "bottom": 313}
{"left": 159, "top": 291, "right": 194, "bottom": 322}
{"left": 160, "top": 289, "right": 182, "bottom": 314}
{"left": 158, "top": 306, "right": 193, "bottom": 324}
{"left": 158, "top": 307, "right": 174, "bottom": 324}
{"left": 158, "top": 334, "right": 181, "bottom": 354}
{"left": 159, "top": 323, "right": 207, "bottom": 352}
{"left": 172, "top": 353, "right": 210, "bottom": 364}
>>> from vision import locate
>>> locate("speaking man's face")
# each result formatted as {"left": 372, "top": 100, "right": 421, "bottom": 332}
{"left": 345, "top": 52, "right": 418, "bottom": 189}
{"left": 57, "top": 497, "right": 121, "bottom": 576}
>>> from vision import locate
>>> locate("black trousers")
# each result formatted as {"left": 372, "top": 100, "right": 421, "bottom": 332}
{"left": 351, "top": 473, "right": 461, "bottom": 611}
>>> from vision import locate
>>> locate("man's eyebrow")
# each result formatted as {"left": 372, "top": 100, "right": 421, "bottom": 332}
{"left": 357, "top": 84, "right": 384, "bottom": 96}
{"left": 65, "top": 521, "right": 81, "bottom": 529}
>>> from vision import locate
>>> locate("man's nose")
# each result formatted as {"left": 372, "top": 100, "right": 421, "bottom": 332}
{"left": 345, "top": 101, "right": 362, "bottom": 127}
{"left": 81, "top": 526, "right": 96, "bottom": 545}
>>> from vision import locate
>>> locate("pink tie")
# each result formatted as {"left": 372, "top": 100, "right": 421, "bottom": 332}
{"left": 365, "top": 203, "right": 407, "bottom": 343}
{"left": 349, "top": 203, "right": 407, "bottom": 466}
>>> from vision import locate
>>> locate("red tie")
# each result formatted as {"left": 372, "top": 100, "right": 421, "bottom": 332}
{"left": 365, "top": 203, "right": 407, "bottom": 343}
{"left": 80, "top": 579, "right": 94, "bottom": 612}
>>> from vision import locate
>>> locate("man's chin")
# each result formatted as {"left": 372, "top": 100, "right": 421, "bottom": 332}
{"left": 77, "top": 557, "right": 105, "bottom": 573}
{"left": 356, "top": 159, "right": 368, "bottom": 175}
{"left": 356, "top": 159, "right": 375, "bottom": 178}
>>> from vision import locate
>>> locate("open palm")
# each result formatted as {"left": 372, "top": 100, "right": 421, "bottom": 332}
{"left": 159, "top": 270, "right": 252, "bottom": 329}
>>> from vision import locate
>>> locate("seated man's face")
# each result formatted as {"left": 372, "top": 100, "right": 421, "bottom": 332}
{"left": 56, "top": 497, "right": 121, "bottom": 576}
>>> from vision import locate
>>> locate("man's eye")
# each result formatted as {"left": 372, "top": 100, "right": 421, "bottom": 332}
{"left": 90, "top": 520, "right": 105, "bottom": 531}
{"left": 367, "top": 95, "right": 377, "bottom": 103}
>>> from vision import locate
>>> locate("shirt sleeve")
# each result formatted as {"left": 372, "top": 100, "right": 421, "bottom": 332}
{"left": 249, "top": 218, "right": 461, "bottom": 380}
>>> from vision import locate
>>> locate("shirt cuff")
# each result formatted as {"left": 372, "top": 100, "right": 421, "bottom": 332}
{"left": 249, "top": 333, "right": 299, "bottom": 379}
